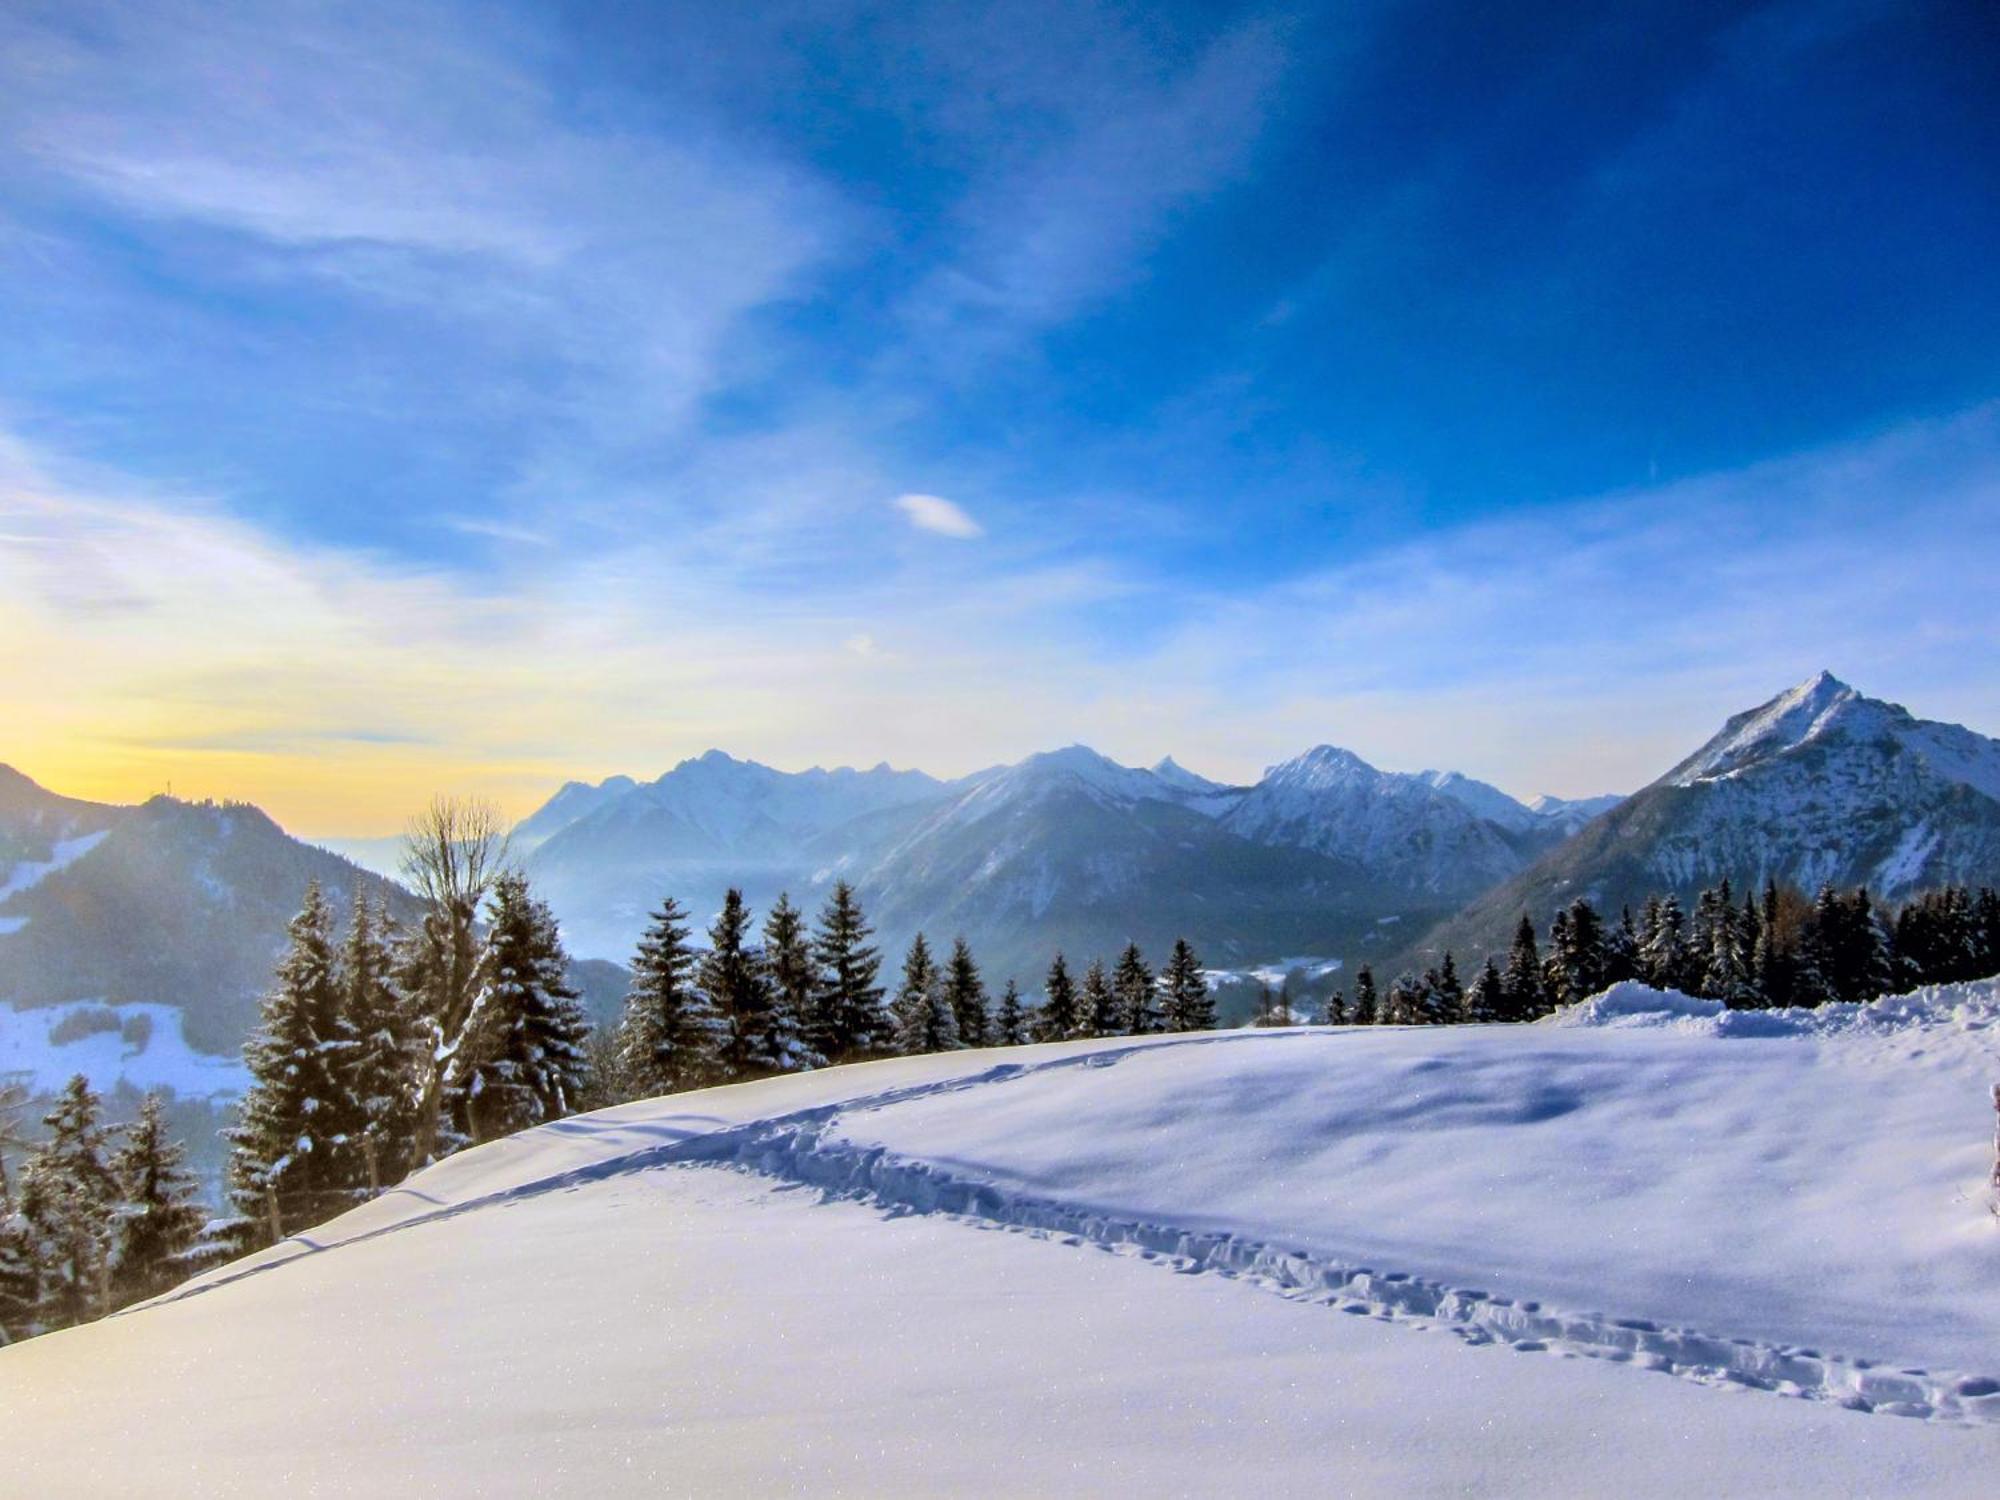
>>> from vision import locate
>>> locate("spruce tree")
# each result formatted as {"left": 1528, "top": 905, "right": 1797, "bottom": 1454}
{"left": 1702, "top": 893, "right": 1755, "bottom": 1008}
{"left": 699, "top": 889, "right": 781, "bottom": 1081}
{"left": 1321, "top": 987, "right": 1349, "bottom": 1025}
{"left": 108, "top": 1093, "right": 209, "bottom": 1309}
{"left": 1501, "top": 916, "right": 1545, "bottom": 1021}
{"left": 227, "top": 882, "right": 351, "bottom": 1242}
{"left": 810, "top": 881, "right": 885, "bottom": 1059}
{"left": 1112, "top": 943, "right": 1157, "bottom": 1035}
{"left": 1433, "top": 953, "right": 1465, "bottom": 1024}
{"left": 337, "top": 895, "right": 416, "bottom": 1194}
{"left": 1604, "top": 907, "right": 1639, "bottom": 986}
{"left": 1160, "top": 938, "right": 1213, "bottom": 1032}
{"left": 1081, "top": 959, "right": 1118, "bottom": 1037}
{"left": 1386, "top": 973, "right": 1423, "bottom": 1025}
{"left": 994, "top": 980, "right": 1028, "bottom": 1046}
{"left": 891, "top": 934, "right": 958, "bottom": 1055}
{"left": 450, "top": 872, "right": 592, "bottom": 1144}
{"left": 1352, "top": 965, "right": 1379, "bottom": 1025}
{"left": 617, "top": 896, "right": 722, "bottom": 1097}
{"left": 763, "top": 894, "right": 827, "bottom": 1070}
{"left": 1638, "top": 895, "right": 1688, "bottom": 990}
{"left": 1034, "top": 952, "right": 1081, "bottom": 1041}
{"left": 0, "top": 1082, "right": 36, "bottom": 1339}
{"left": 18, "top": 1075, "right": 120, "bottom": 1329}
{"left": 943, "top": 937, "right": 989, "bottom": 1049}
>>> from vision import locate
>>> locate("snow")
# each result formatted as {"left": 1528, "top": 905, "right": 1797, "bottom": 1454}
{"left": 0, "top": 1000, "right": 250, "bottom": 1099}
{"left": 0, "top": 828, "right": 109, "bottom": 904}
{"left": 1206, "top": 955, "right": 1343, "bottom": 988}
{"left": 4, "top": 983, "right": 1999, "bottom": 1492}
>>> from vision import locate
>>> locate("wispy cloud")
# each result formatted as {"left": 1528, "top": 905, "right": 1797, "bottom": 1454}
{"left": 894, "top": 493, "right": 984, "bottom": 539}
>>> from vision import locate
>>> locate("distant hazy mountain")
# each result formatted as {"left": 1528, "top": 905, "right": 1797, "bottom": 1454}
{"left": 1401, "top": 672, "right": 2000, "bottom": 968}
{"left": 519, "top": 742, "right": 1612, "bottom": 979}
{"left": 0, "top": 774, "right": 417, "bottom": 1064}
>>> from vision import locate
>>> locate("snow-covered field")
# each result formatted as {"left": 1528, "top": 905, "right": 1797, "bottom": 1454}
{"left": 5, "top": 983, "right": 2000, "bottom": 1495}
{"left": 0, "top": 999, "right": 249, "bottom": 1099}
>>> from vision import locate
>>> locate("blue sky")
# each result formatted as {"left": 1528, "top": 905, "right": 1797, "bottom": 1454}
{"left": 1, "top": 0, "right": 1996, "bottom": 830}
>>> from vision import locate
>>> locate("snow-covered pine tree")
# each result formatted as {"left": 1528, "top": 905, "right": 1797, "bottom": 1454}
{"left": 1160, "top": 938, "right": 1213, "bottom": 1032}
{"left": 1850, "top": 889, "right": 1897, "bottom": 1002}
{"left": 1351, "top": 964, "right": 1379, "bottom": 1025}
{"left": 1034, "top": 952, "right": 1081, "bottom": 1042}
{"left": 1081, "top": 959, "right": 1118, "bottom": 1038}
{"left": 17, "top": 1075, "right": 121, "bottom": 1330}
{"left": 1558, "top": 900, "right": 1606, "bottom": 1006}
{"left": 994, "top": 980, "right": 1028, "bottom": 1046}
{"left": 943, "top": 937, "right": 988, "bottom": 1049}
{"left": 0, "top": 1081, "right": 37, "bottom": 1339}
{"left": 1639, "top": 895, "right": 1688, "bottom": 990}
{"left": 891, "top": 934, "right": 958, "bottom": 1055}
{"left": 1112, "top": 942, "right": 1156, "bottom": 1035}
{"left": 449, "top": 872, "right": 592, "bottom": 1145}
{"left": 1385, "top": 973, "right": 1422, "bottom": 1025}
{"left": 1468, "top": 958, "right": 1505, "bottom": 1024}
{"left": 699, "top": 889, "right": 779, "bottom": 1081}
{"left": 1321, "top": 987, "right": 1348, "bottom": 1025}
{"left": 810, "top": 881, "right": 886, "bottom": 1060}
{"left": 1501, "top": 916, "right": 1544, "bottom": 1021}
{"left": 763, "top": 894, "right": 827, "bottom": 1071}
{"left": 1702, "top": 892, "right": 1756, "bottom": 1008}
{"left": 618, "top": 895, "right": 721, "bottom": 1097}
{"left": 108, "top": 1092, "right": 210, "bottom": 1309}
{"left": 227, "top": 881, "right": 353, "bottom": 1243}
{"left": 337, "top": 894, "right": 417, "bottom": 1194}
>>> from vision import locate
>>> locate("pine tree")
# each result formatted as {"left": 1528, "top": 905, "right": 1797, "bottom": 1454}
{"left": 1553, "top": 900, "right": 1606, "bottom": 1006}
{"left": 891, "top": 934, "right": 958, "bottom": 1055}
{"left": 699, "top": 889, "right": 781, "bottom": 1081}
{"left": 1433, "top": 953, "right": 1465, "bottom": 1023}
{"left": 1081, "top": 960, "right": 1118, "bottom": 1037}
{"left": 994, "top": 980, "right": 1028, "bottom": 1046}
{"left": 1702, "top": 892, "right": 1755, "bottom": 1009}
{"left": 943, "top": 937, "right": 989, "bottom": 1049}
{"left": 1351, "top": 965, "right": 1379, "bottom": 1025}
{"left": 1321, "top": 987, "right": 1348, "bottom": 1025}
{"left": 810, "top": 881, "right": 886, "bottom": 1060}
{"left": 1160, "top": 938, "right": 1213, "bottom": 1032}
{"left": 1467, "top": 958, "right": 1505, "bottom": 1024}
{"left": 1034, "top": 952, "right": 1081, "bottom": 1041}
{"left": 337, "top": 895, "right": 417, "bottom": 1195}
{"left": 108, "top": 1093, "right": 210, "bottom": 1309}
{"left": 617, "top": 896, "right": 722, "bottom": 1097}
{"left": 1637, "top": 895, "right": 1688, "bottom": 990}
{"left": 227, "top": 882, "right": 352, "bottom": 1243}
{"left": 18, "top": 1075, "right": 120, "bottom": 1329}
{"left": 1501, "top": 916, "right": 1545, "bottom": 1021}
{"left": 1851, "top": 889, "right": 1896, "bottom": 1001}
{"left": 1112, "top": 943, "right": 1157, "bottom": 1035}
{"left": 1604, "top": 907, "right": 1639, "bottom": 986}
{"left": 0, "top": 1082, "right": 37, "bottom": 1339}
{"left": 763, "top": 894, "right": 827, "bottom": 1070}
{"left": 450, "top": 872, "right": 592, "bottom": 1145}
{"left": 1386, "top": 973, "right": 1423, "bottom": 1026}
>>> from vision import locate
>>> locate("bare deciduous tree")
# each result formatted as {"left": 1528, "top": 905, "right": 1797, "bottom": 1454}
{"left": 399, "top": 796, "right": 512, "bottom": 1165}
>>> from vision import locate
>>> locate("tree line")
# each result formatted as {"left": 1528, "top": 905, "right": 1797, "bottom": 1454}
{"left": 1298, "top": 879, "right": 2000, "bottom": 1027}
{"left": 5, "top": 781, "right": 1997, "bottom": 1352}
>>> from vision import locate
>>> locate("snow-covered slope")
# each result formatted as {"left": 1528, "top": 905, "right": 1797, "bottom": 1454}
{"left": 7, "top": 983, "right": 1997, "bottom": 1494}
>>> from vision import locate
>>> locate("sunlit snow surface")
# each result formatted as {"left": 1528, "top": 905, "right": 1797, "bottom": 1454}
{"left": 5, "top": 983, "right": 2000, "bottom": 1494}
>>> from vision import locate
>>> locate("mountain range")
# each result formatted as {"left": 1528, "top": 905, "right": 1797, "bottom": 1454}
{"left": 6, "top": 671, "right": 1999, "bottom": 1119}
{"left": 517, "top": 740, "right": 1610, "bottom": 979}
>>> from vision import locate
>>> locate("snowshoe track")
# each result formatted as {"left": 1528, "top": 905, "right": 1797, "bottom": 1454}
{"left": 147, "top": 1036, "right": 2000, "bottom": 1425}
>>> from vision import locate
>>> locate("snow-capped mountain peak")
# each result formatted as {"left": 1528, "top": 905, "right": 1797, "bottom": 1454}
{"left": 1662, "top": 671, "right": 1871, "bottom": 786}
{"left": 1149, "top": 755, "right": 1229, "bottom": 795}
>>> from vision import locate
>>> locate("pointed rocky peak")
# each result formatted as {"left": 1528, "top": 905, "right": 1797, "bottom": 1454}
{"left": 1660, "top": 671, "right": 1893, "bottom": 787}
{"left": 1417, "top": 769, "right": 1538, "bottom": 830}
{"left": 1150, "top": 756, "right": 1227, "bottom": 795}
{"left": 1260, "top": 745, "right": 1384, "bottom": 792}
